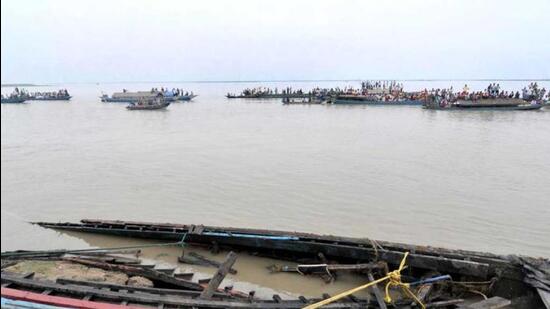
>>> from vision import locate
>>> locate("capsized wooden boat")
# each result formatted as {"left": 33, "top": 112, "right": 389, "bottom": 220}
{"left": 30, "top": 219, "right": 550, "bottom": 308}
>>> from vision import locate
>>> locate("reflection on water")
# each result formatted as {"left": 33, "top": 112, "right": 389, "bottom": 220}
{"left": 1, "top": 80, "right": 550, "bottom": 261}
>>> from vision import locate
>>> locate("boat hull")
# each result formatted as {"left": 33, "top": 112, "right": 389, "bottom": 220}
{"left": 425, "top": 104, "right": 542, "bottom": 111}
{"left": 227, "top": 94, "right": 313, "bottom": 99}
{"left": 32, "top": 219, "right": 526, "bottom": 281}
{"left": 175, "top": 95, "right": 197, "bottom": 101}
{"left": 1, "top": 98, "right": 26, "bottom": 104}
{"left": 28, "top": 96, "right": 71, "bottom": 101}
{"left": 126, "top": 102, "right": 171, "bottom": 110}
{"left": 103, "top": 97, "right": 176, "bottom": 103}
{"left": 332, "top": 99, "right": 423, "bottom": 106}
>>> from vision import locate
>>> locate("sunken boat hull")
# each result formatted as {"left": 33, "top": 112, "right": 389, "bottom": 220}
{"left": 4, "top": 219, "right": 547, "bottom": 308}
{"left": 32, "top": 221, "right": 526, "bottom": 281}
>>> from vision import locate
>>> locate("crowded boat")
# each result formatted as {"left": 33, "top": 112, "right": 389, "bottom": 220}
{"left": 1, "top": 89, "right": 26, "bottom": 103}
{"left": 27, "top": 89, "right": 71, "bottom": 100}
{"left": 101, "top": 88, "right": 196, "bottom": 103}
{"left": 423, "top": 83, "right": 545, "bottom": 110}
{"left": 226, "top": 86, "right": 346, "bottom": 99}
{"left": 331, "top": 80, "right": 423, "bottom": 105}
{"left": 126, "top": 96, "right": 170, "bottom": 110}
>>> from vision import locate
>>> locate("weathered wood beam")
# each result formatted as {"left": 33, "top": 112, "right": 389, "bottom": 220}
{"left": 367, "top": 272, "right": 387, "bottom": 309}
{"left": 62, "top": 257, "right": 203, "bottom": 291}
{"left": 200, "top": 251, "right": 237, "bottom": 299}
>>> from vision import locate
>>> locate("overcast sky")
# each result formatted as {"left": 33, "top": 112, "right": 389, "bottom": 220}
{"left": 1, "top": 0, "right": 549, "bottom": 83}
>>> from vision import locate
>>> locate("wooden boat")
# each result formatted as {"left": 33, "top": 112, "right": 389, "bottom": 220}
{"left": 425, "top": 102, "right": 543, "bottom": 111}
{"left": 227, "top": 94, "right": 313, "bottom": 99}
{"left": 101, "top": 91, "right": 176, "bottom": 103}
{"left": 28, "top": 219, "right": 550, "bottom": 308}
{"left": 331, "top": 95, "right": 423, "bottom": 106}
{"left": 282, "top": 98, "right": 325, "bottom": 105}
{"left": 28, "top": 95, "right": 72, "bottom": 101}
{"left": 0, "top": 97, "right": 26, "bottom": 104}
{"left": 126, "top": 101, "right": 170, "bottom": 110}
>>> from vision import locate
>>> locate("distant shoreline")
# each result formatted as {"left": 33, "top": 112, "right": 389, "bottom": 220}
{"left": 1, "top": 83, "right": 43, "bottom": 87}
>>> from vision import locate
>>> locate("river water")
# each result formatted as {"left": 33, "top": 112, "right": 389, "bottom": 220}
{"left": 2, "top": 80, "right": 549, "bottom": 260}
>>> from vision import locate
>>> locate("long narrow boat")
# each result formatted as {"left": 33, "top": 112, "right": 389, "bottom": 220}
{"left": 227, "top": 94, "right": 314, "bottom": 99}
{"left": 424, "top": 98, "right": 544, "bottom": 111}
{"left": 282, "top": 98, "right": 325, "bottom": 105}
{"left": 424, "top": 103, "right": 543, "bottom": 111}
{"left": 126, "top": 102, "right": 170, "bottom": 110}
{"left": 28, "top": 95, "right": 72, "bottom": 101}
{"left": 30, "top": 219, "right": 550, "bottom": 308}
{"left": 331, "top": 95, "right": 423, "bottom": 106}
{"left": 101, "top": 92, "right": 176, "bottom": 103}
{"left": 1, "top": 97, "right": 26, "bottom": 104}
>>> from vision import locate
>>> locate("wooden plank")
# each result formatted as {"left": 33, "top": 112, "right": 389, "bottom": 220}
{"left": 154, "top": 268, "right": 176, "bottom": 275}
{"left": 2, "top": 276, "right": 370, "bottom": 308}
{"left": 272, "top": 262, "right": 384, "bottom": 274}
{"left": 426, "top": 299, "right": 464, "bottom": 307}
{"left": 62, "top": 257, "right": 204, "bottom": 291}
{"left": 174, "top": 273, "right": 194, "bottom": 280}
{"left": 367, "top": 272, "right": 387, "bottom": 309}
{"left": 416, "top": 283, "right": 433, "bottom": 302}
{"left": 56, "top": 278, "right": 229, "bottom": 298}
{"left": 539, "top": 289, "right": 550, "bottom": 309}
{"left": 465, "top": 296, "right": 511, "bottom": 309}
{"left": 179, "top": 252, "right": 238, "bottom": 274}
{"left": 200, "top": 251, "right": 237, "bottom": 299}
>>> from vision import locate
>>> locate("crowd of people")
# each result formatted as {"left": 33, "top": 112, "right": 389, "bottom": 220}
{"left": 1, "top": 88, "right": 69, "bottom": 99}
{"left": 424, "top": 83, "right": 548, "bottom": 107}
{"left": 361, "top": 81, "right": 404, "bottom": 93}
{"left": 29, "top": 89, "right": 70, "bottom": 99}
{"left": 228, "top": 87, "right": 309, "bottom": 97}
{"left": 522, "top": 82, "right": 547, "bottom": 101}
{"left": 148, "top": 88, "right": 194, "bottom": 97}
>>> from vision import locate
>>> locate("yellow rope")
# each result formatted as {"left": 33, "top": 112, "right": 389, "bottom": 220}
{"left": 302, "top": 252, "right": 425, "bottom": 309}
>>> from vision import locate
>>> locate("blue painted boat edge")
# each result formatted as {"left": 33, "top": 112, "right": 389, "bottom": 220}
{"left": 1, "top": 297, "right": 71, "bottom": 309}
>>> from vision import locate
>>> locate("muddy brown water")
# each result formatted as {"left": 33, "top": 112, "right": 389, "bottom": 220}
{"left": 2, "top": 80, "right": 550, "bottom": 296}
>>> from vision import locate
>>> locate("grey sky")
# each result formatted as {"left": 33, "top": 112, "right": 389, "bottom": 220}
{"left": 1, "top": 0, "right": 549, "bottom": 83}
